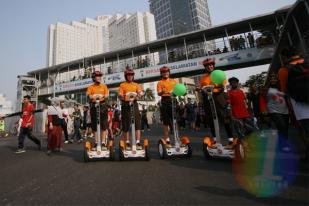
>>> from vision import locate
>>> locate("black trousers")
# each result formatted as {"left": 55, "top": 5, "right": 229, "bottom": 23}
{"left": 141, "top": 117, "right": 149, "bottom": 130}
{"left": 203, "top": 93, "right": 233, "bottom": 139}
{"left": 18, "top": 127, "right": 40, "bottom": 149}
{"left": 269, "top": 113, "right": 289, "bottom": 139}
{"left": 61, "top": 120, "right": 69, "bottom": 141}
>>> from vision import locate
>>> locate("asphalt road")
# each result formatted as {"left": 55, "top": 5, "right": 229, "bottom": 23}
{"left": 0, "top": 126, "right": 308, "bottom": 205}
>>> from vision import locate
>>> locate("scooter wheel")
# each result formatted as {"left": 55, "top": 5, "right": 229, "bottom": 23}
{"left": 119, "top": 148, "right": 125, "bottom": 161}
{"left": 234, "top": 141, "right": 246, "bottom": 162}
{"left": 145, "top": 146, "right": 151, "bottom": 161}
{"left": 109, "top": 146, "right": 115, "bottom": 161}
{"left": 84, "top": 149, "right": 89, "bottom": 163}
{"left": 203, "top": 143, "right": 212, "bottom": 160}
{"left": 158, "top": 141, "right": 167, "bottom": 159}
{"left": 186, "top": 143, "right": 192, "bottom": 158}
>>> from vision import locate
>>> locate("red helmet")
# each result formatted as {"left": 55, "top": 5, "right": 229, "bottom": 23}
{"left": 160, "top": 66, "right": 170, "bottom": 73}
{"left": 124, "top": 67, "right": 135, "bottom": 81}
{"left": 202, "top": 58, "right": 215, "bottom": 66}
{"left": 91, "top": 71, "right": 103, "bottom": 82}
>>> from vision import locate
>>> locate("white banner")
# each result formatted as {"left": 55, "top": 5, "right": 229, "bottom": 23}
{"left": 55, "top": 46, "right": 274, "bottom": 93}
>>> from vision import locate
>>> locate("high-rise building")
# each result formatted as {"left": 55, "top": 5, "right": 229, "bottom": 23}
{"left": 46, "top": 12, "right": 158, "bottom": 103}
{"left": 149, "top": 0, "right": 213, "bottom": 89}
{"left": 47, "top": 12, "right": 156, "bottom": 67}
{"left": 47, "top": 17, "right": 109, "bottom": 67}
{"left": 107, "top": 12, "right": 156, "bottom": 51}
{"left": 149, "top": 0, "right": 212, "bottom": 39}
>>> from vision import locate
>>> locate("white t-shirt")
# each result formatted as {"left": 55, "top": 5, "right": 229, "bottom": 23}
{"left": 266, "top": 88, "right": 289, "bottom": 114}
{"left": 290, "top": 98, "right": 309, "bottom": 120}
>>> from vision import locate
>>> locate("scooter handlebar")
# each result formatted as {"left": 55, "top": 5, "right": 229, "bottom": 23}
{"left": 92, "top": 94, "right": 104, "bottom": 100}
{"left": 201, "top": 85, "right": 215, "bottom": 94}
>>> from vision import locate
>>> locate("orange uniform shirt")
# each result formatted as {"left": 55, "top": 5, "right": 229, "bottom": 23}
{"left": 278, "top": 58, "right": 304, "bottom": 93}
{"left": 199, "top": 73, "right": 227, "bottom": 93}
{"left": 157, "top": 78, "right": 177, "bottom": 97}
{"left": 119, "top": 81, "right": 142, "bottom": 101}
{"left": 86, "top": 83, "right": 109, "bottom": 103}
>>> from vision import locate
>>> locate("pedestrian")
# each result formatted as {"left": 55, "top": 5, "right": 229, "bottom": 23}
{"left": 112, "top": 104, "right": 121, "bottom": 137}
{"left": 247, "top": 32, "right": 255, "bottom": 48}
{"left": 59, "top": 100, "right": 71, "bottom": 144}
{"left": 71, "top": 104, "right": 82, "bottom": 143}
{"left": 82, "top": 104, "right": 92, "bottom": 139}
{"left": 185, "top": 98, "right": 196, "bottom": 130}
{"left": 46, "top": 97, "right": 63, "bottom": 155}
{"left": 107, "top": 105, "right": 114, "bottom": 140}
{"left": 228, "top": 77, "right": 254, "bottom": 137}
{"left": 239, "top": 35, "right": 246, "bottom": 49}
{"left": 195, "top": 104, "right": 201, "bottom": 131}
{"left": 278, "top": 47, "right": 309, "bottom": 157}
{"left": 141, "top": 105, "right": 150, "bottom": 132}
{"left": 15, "top": 95, "right": 41, "bottom": 154}
{"left": 259, "top": 73, "right": 290, "bottom": 151}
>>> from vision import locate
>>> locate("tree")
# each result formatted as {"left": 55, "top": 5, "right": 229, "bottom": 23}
{"left": 243, "top": 71, "right": 268, "bottom": 89}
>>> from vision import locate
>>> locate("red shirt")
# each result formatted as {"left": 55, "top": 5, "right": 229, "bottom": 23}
{"left": 21, "top": 103, "right": 35, "bottom": 128}
{"left": 228, "top": 89, "right": 250, "bottom": 119}
{"left": 108, "top": 110, "right": 113, "bottom": 124}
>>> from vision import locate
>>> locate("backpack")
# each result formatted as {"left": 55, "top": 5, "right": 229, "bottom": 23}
{"left": 287, "top": 62, "right": 309, "bottom": 103}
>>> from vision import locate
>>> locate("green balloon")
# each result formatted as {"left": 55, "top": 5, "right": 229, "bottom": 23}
{"left": 210, "top": 70, "right": 226, "bottom": 84}
{"left": 173, "top": 83, "right": 187, "bottom": 96}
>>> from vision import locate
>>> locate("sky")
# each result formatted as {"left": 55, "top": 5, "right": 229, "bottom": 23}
{"left": 0, "top": 0, "right": 296, "bottom": 103}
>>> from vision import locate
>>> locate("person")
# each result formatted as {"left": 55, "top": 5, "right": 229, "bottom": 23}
{"left": 82, "top": 104, "right": 92, "bottom": 139}
{"left": 177, "top": 102, "right": 186, "bottom": 130}
{"left": 46, "top": 97, "right": 63, "bottom": 155}
{"left": 71, "top": 104, "right": 82, "bottom": 143}
{"left": 247, "top": 84, "right": 260, "bottom": 122}
{"left": 119, "top": 67, "right": 144, "bottom": 148}
{"left": 278, "top": 47, "right": 309, "bottom": 157}
{"left": 107, "top": 105, "right": 114, "bottom": 140}
{"left": 59, "top": 100, "right": 70, "bottom": 144}
{"left": 278, "top": 47, "right": 309, "bottom": 135}
{"left": 0, "top": 116, "right": 8, "bottom": 138}
{"left": 239, "top": 35, "right": 246, "bottom": 49}
{"left": 87, "top": 70, "right": 109, "bottom": 147}
{"left": 228, "top": 77, "right": 254, "bottom": 137}
{"left": 197, "top": 58, "right": 234, "bottom": 147}
{"left": 112, "top": 104, "right": 121, "bottom": 137}
{"left": 141, "top": 105, "right": 150, "bottom": 132}
{"left": 15, "top": 95, "right": 41, "bottom": 154}
{"left": 185, "top": 98, "right": 196, "bottom": 130}
{"left": 157, "top": 66, "right": 177, "bottom": 145}
{"left": 195, "top": 103, "right": 202, "bottom": 131}
{"left": 259, "top": 73, "right": 290, "bottom": 151}
{"left": 247, "top": 32, "right": 255, "bottom": 48}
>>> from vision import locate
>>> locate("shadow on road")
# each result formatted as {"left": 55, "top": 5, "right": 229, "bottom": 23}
{"left": 195, "top": 185, "right": 308, "bottom": 205}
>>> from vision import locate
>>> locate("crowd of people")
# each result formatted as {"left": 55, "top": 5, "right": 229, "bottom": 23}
{"left": 14, "top": 46, "right": 308, "bottom": 161}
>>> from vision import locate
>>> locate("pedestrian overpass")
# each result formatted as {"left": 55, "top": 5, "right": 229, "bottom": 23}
{"left": 26, "top": 4, "right": 291, "bottom": 100}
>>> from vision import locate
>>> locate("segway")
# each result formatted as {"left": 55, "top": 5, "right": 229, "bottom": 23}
{"left": 84, "top": 94, "right": 115, "bottom": 162}
{"left": 202, "top": 85, "right": 236, "bottom": 159}
{"left": 118, "top": 92, "right": 150, "bottom": 161}
{"left": 158, "top": 93, "right": 192, "bottom": 159}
